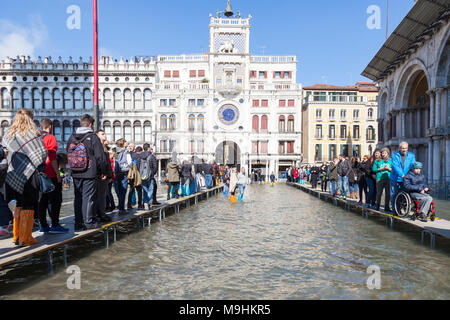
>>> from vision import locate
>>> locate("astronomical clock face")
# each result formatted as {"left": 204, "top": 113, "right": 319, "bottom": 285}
{"left": 218, "top": 104, "right": 239, "bottom": 126}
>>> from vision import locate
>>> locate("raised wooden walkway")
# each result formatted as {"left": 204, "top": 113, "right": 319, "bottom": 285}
{"left": 0, "top": 185, "right": 224, "bottom": 271}
{"left": 287, "top": 182, "right": 450, "bottom": 250}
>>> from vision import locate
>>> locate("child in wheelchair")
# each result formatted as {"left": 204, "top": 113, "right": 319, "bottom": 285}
{"left": 403, "top": 162, "right": 434, "bottom": 222}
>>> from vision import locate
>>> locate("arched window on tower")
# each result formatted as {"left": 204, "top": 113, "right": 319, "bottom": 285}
{"left": 134, "top": 89, "right": 142, "bottom": 109}
{"left": 252, "top": 115, "right": 259, "bottom": 133}
{"left": 124, "top": 89, "right": 132, "bottom": 109}
{"left": 134, "top": 121, "right": 142, "bottom": 143}
{"left": 23, "top": 88, "right": 31, "bottom": 109}
{"left": 160, "top": 115, "right": 167, "bottom": 130}
{"left": 144, "top": 89, "right": 151, "bottom": 110}
{"left": 74, "top": 89, "right": 82, "bottom": 109}
{"left": 63, "top": 88, "right": 72, "bottom": 109}
{"left": 0, "top": 88, "right": 9, "bottom": 109}
{"left": 278, "top": 116, "right": 285, "bottom": 133}
{"left": 53, "top": 120, "right": 61, "bottom": 142}
{"left": 104, "top": 89, "right": 112, "bottom": 109}
{"left": 287, "top": 115, "right": 294, "bottom": 132}
{"left": 169, "top": 114, "right": 176, "bottom": 130}
{"left": 43, "top": 88, "right": 52, "bottom": 109}
{"left": 1, "top": 120, "right": 9, "bottom": 137}
{"left": 54, "top": 89, "right": 62, "bottom": 109}
{"left": 114, "top": 89, "right": 122, "bottom": 109}
{"left": 63, "top": 120, "right": 71, "bottom": 142}
{"left": 123, "top": 121, "right": 132, "bottom": 142}
{"left": 368, "top": 108, "right": 374, "bottom": 120}
{"left": 261, "top": 115, "right": 268, "bottom": 132}
{"left": 84, "top": 89, "right": 92, "bottom": 109}
{"left": 12, "top": 88, "right": 20, "bottom": 110}
{"left": 188, "top": 114, "right": 195, "bottom": 131}
{"left": 103, "top": 121, "right": 112, "bottom": 142}
{"left": 144, "top": 121, "right": 152, "bottom": 142}
{"left": 73, "top": 120, "right": 81, "bottom": 133}
{"left": 197, "top": 115, "right": 204, "bottom": 131}
{"left": 113, "top": 121, "right": 122, "bottom": 142}
{"left": 32, "top": 88, "right": 41, "bottom": 109}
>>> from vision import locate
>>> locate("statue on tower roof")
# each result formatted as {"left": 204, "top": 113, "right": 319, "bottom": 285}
{"left": 224, "top": 0, "right": 233, "bottom": 17}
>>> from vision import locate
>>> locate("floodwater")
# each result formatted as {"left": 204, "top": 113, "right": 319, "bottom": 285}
{"left": 3, "top": 183, "right": 450, "bottom": 299}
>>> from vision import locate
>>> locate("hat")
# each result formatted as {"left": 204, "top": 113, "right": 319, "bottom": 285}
{"left": 381, "top": 147, "right": 390, "bottom": 155}
{"left": 413, "top": 162, "right": 423, "bottom": 169}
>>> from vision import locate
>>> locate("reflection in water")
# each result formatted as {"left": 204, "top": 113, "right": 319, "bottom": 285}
{"left": 3, "top": 184, "right": 450, "bottom": 299}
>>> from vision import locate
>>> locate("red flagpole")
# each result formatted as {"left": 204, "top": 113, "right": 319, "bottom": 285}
{"left": 93, "top": 0, "right": 99, "bottom": 130}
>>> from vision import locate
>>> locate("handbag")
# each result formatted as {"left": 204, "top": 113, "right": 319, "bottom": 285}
{"left": 37, "top": 172, "right": 55, "bottom": 194}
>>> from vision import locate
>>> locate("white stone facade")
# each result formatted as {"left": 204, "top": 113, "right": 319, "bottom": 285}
{"left": 0, "top": 9, "right": 302, "bottom": 177}
{"left": 376, "top": 20, "right": 449, "bottom": 197}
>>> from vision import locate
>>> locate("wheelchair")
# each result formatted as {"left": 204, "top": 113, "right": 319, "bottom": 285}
{"left": 394, "top": 190, "right": 436, "bottom": 221}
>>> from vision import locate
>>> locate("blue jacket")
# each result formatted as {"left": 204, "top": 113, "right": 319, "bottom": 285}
{"left": 403, "top": 171, "right": 428, "bottom": 193}
{"left": 390, "top": 151, "right": 416, "bottom": 182}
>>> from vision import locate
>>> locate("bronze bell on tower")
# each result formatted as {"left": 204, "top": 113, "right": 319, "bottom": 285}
{"left": 224, "top": 0, "right": 233, "bottom": 17}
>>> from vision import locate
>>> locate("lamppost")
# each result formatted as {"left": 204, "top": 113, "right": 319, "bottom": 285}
{"left": 93, "top": 0, "right": 99, "bottom": 130}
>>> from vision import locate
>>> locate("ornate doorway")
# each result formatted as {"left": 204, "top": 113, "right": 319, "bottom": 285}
{"left": 215, "top": 141, "right": 241, "bottom": 168}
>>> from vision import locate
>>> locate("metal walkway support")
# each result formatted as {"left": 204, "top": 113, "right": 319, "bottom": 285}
{"left": 63, "top": 245, "right": 68, "bottom": 268}
{"left": 386, "top": 216, "right": 394, "bottom": 229}
{"left": 104, "top": 229, "right": 109, "bottom": 248}
{"left": 47, "top": 250, "right": 54, "bottom": 274}
{"left": 421, "top": 230, "right": 436, "bottom": 249}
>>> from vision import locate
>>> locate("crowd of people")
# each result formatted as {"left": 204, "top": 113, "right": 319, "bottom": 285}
{"left": 286, "top": 142, "right": 433, "bottom": 222}
{"left": 0, "top": 109, "right": 253, "bottom": 246}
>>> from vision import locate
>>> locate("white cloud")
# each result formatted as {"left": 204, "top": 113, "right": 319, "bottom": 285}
{"left": 99, "top": 47, "right": 114, "bottom": 57}
{"left": 0, "top": 15, "right": 49, "bottom": 60}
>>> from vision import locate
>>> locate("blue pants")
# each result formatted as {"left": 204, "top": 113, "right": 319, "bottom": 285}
{"left": 114, "top": 173, "right": 128, "bottom": 211}
{"left": 189, "top": 177, "right": 196, "bottom": 194}
{"left": 330, "top": 180, "right": 337, "bottom": 196}
{"left": 223, "top": 184, "right": 229, "bottom": 196}
{"left": 349, "top": 182, "right": 358, "bottom": 194}
{"left": 390, "top": 180, "right": 402, "bottom": 209}
{"left": 366, "top": 177, "right": 376, "bottom": 206}
{"left": 205, "top": 174, "right": 213, "bottom": 189}
{"left": 238, "top": 184, "right": 245, "bottom": 201}
{"left": 338, "top": 176, "right": 348, "bottom": 197}
{"left": 142, "top": 179, "right": 154, "bottom": 205}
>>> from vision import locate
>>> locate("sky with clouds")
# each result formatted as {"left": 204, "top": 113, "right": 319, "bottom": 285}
{"left": 0, "top": 0, "right": 416, "bottom": 86}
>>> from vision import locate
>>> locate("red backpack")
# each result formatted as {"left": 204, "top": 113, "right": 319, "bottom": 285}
{"left": 67, "top": 134, "right": 92, "bottom": 172}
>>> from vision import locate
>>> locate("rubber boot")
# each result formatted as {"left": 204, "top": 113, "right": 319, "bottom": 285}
{"left": 12, "top": 206, "right": 22, "bottom": 245}
{"left": 18, "top": 210, "right": 38, "bottom": 246}
{"left": 230, "top": 195, "right": 237, "bottom": 203}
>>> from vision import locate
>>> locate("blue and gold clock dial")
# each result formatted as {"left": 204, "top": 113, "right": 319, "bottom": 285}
{"left": 218, "top": 104, "right": 239, "bottom": 125}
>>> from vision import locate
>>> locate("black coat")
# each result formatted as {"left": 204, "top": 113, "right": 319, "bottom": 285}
{"left": 404, "top": 171, "right": 428, "bottom": 193}
{"left": 67, "top": 131, "right": 108, "bottom": 179}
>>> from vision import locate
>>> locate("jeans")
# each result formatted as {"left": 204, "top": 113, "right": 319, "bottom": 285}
{"left": 366, "top": 177, "right": 376, "bottom": 206}
{"left": 390, "top": 180, "right": 402, "bottom": 208}
{"left": 128, "top": 185, "right": 142, "bottom": 207}
{"left": 338, "top": 176, "right": 349, "bottom": 197}
{"left": 181, "top": 177, "right": 190, "bottom": 196}
{"left": 238, "top": 184, "right": 245, "bottom": 200}
{"left": 223, "top": 184, "right": 229, "bottom": 196}
{"left": 142, "top": 179, "right": 155, "bottom": 204}
{"left": 349, "top": 182, "right": 358, "bottom": 194}
{"left": 205, "top": 174, "right": 213, "bottom": 189}
{"left": 321, "top": 180, "right": 328, "bottom": 192}
{"left": 73, "top": 178, "right": 97, "bottom": 226}
{"left": 38, "top": 177, "right": 62, "bottom": 227}
{"left": 168, "top": 182, "right": 180, "bottom": 199}
{"left": 329, "top": 180, "right": 337, "bottom": 196}
{"left": 114, "top": 173, "right": 128, "bottom": 211}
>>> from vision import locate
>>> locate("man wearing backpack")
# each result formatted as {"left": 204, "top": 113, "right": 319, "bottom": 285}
{"left": 67, "top": 114, "right": 109, "bottom": 231}
{"left": 136, "top": 144, "right": 158, "bottom": 209}
{"left": 114, "top": 138, "right": 131, "bottom": 214}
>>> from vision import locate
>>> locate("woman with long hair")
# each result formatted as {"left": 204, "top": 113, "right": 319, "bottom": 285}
{"left": 2, "top": 109, "right": 47, "bottom": 246}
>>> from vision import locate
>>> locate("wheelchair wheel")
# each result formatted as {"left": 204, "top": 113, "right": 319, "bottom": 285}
{"left": 395, "top": 192, "right": 411, "bottom": 218}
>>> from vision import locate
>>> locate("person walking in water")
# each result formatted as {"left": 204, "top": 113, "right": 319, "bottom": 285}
{"left": 229, "top": 167, "right": 238, "bottom": 203}
{"left": 270, "top": 172, "right": 276, "bottom": 186}
{"left": 237, "top": 167, "right": 248, "bottom": 201}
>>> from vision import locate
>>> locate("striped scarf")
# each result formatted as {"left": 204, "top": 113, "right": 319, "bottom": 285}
{"left": 3, "top": 132, "right": 47, "bottom": 194}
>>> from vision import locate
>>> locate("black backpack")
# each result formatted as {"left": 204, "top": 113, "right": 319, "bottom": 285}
{"left": 139, "top": 157, "right": 151, "bottom": 181}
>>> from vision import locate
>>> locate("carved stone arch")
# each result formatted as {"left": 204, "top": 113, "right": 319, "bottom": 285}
{"left": 393, "top": 58, "right": 431, "bottom": 109}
